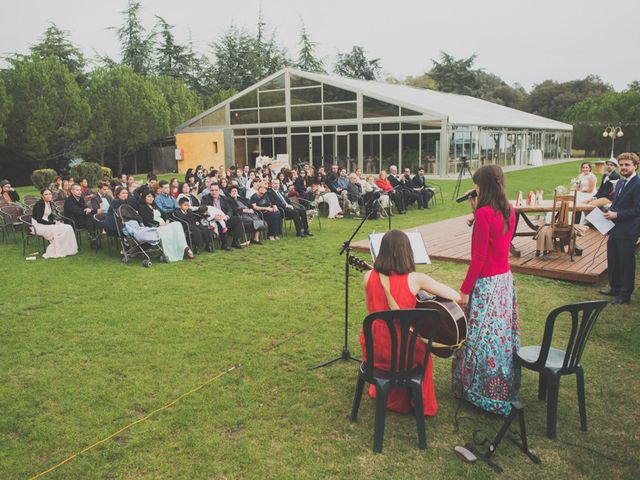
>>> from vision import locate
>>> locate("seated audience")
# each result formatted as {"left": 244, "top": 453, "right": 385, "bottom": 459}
{"left": 251, "top": 184, "right": 282, "bottom": 241}
{"left": 154, "top": 180, "right": 179, "bottom": 218}
{"left": 64, "top": 183, "right": 98, "bottom": 242}
{"left": 177, "top": 182, "right": 200, "bottom": 207}
{"left": 376, "top": 170, "right": 405, "bottom": 214}
{"left": 269, "top": 179, "right": 312, "bottom": 237}
{"left": 389, "top": 165, "right": 418, "bottom": 211}
{"left": 588, "top": 158, "right": 620, "bottom": 207}
{"left": 312, "top": 173, "right": 343, "bottom": 219}
{"left": 172, "top": 197, "right": 215, "bottom": 253}
{"left": 55, "top": 179, "right": 72, "bottom": 201}
{"left": 574, "top": 162, "right": 598, "bottom": 202}
{"left": 0, "top": 179, "right": 20, "bottom": 203}
{"left": 90, "top": 181, "right": 113, "bottom": 215}
{"left": 103, "top": 186, "right": 130, "bottom": 235}
{"left": 136, "top": 190, "right": 195, "bottom": 260}
{"left": 410, "top": 167, "right": 434, "bottom": 209}
{"left": 224, "top": 185, "right": 263, "bottom": 245}
{"left": 294, "top": 169, "right": 314, "bottom": 201}
{"left": 31, "top": 188, "right": 78, "bottom": 258}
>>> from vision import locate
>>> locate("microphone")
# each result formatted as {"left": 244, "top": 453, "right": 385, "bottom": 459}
{"left": 456, "top": 190, "right": 478, "bottom": 203}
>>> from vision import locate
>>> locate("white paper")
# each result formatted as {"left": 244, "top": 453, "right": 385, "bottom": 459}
{"left": 585, "top": 208, "right": 615, "bottom": 235}
{"left": 369, "top": 232, "right": 431, "bottom": 264}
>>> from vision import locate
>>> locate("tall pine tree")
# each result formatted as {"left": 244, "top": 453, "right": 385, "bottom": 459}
{"left": 295, "top": 22, "right": 324, "bottom": 73}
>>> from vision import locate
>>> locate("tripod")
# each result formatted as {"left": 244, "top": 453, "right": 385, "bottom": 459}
{"left": 311, "top": 208, "right": 374, "bottom": 370}
{"left": 452, "top": 157, "right": 473, "bottom": 200}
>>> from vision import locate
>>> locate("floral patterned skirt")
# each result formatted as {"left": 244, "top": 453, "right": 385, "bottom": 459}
{"left": 452, "top": 271, "right": 520, "bottom": 416}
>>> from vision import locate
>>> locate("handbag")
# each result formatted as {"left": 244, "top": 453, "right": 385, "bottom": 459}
{"left": 252, "top": 218, "right": 266, "bottom": 231}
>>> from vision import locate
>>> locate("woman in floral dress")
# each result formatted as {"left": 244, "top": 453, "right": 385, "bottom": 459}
{"left": 452, "top": 165, "right": 520, "bottom": 416}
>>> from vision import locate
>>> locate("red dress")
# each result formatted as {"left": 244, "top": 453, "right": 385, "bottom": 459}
{"left": 360, "top": 271, "right": 438, "bottom": 416}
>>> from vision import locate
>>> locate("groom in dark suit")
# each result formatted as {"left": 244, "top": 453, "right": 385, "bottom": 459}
{"left": 601, "top": 152, "right": 640, "bottom": 304}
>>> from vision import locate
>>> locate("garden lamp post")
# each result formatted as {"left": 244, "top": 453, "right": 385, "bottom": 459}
{"left": 602, "top": 126, "right": 623, "bottom": 159}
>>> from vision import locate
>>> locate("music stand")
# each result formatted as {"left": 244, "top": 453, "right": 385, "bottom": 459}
{"left": 311, "top": 209, "right": 374, "bottom": 370}
{"left": 452, "top": 156, "right": 473, "bottom": 200}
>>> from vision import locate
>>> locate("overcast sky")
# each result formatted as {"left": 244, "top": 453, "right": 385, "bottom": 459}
{"left": 1, "top": 0, "right": 638, "bottom": 91}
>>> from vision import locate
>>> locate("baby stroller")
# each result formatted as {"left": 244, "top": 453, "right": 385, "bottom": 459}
{"left": 114, "top": 204, "right": 166, "bottom": 267}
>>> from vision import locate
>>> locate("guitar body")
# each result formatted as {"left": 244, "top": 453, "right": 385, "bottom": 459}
{"left": 415, "top": 291, "right": 467, "bottom": 358}
{"left": 349, "top": 255, "right": 467, "bottom": 359}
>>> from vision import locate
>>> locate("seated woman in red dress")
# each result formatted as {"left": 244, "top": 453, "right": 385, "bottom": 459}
{"left": 360, "top": 230, "right": 460, "bottom": 416}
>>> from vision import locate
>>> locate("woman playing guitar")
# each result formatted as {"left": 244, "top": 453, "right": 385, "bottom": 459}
{"left": 361, "top": 229, "right": 461, "bottom": 417}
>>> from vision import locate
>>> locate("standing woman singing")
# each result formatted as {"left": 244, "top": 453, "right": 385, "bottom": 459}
{"left": 362, "top": 230, "right": 460, "bottom": 416}
{"left": 452, "top": 165, "right": 520, "bottom": 416}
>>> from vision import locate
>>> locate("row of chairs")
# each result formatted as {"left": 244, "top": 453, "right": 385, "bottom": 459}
{"left": 350, "top": 300, "right": 608, "bottom": 452}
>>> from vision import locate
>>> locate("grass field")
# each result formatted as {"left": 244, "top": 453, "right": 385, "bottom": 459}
{"left": 2, "top": 160, "right": 639, "bottom": 479}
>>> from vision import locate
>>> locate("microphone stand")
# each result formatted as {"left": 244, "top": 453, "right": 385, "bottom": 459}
{"left": 452, "top": 157, "right": 473, "bottom": 200}
{"left": 311, "top": 208, "right": 373, "bottom": 370}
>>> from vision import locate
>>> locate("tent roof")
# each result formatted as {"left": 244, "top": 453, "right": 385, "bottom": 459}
{"left": 176, "top": 68, "right": 572, "bottom": 132}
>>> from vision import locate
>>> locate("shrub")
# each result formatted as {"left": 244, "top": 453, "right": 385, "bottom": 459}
{"left": 100, "top": 166, "right": 113, "bottom": 179}
{"left": 69, "top": 162, "right": 104, "bottom": 188}
{"left": 31, "top": 169, "right": 58, "bottom": 190}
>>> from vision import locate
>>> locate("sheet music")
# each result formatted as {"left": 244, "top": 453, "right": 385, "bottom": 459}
{"left": 585, "top": 208, "right": 615, "bottom": 235}
{"left": 369, "top": 232, "right": 431, "bottom": 264}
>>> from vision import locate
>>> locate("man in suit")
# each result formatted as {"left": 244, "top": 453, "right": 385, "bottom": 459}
{"left": 601, "top": 152, "right": 640, "bottom": 304}
{"left": 268, "top": 179, "right": 311, "bottom": 237}
{"left": 201, "top": 184, "right": 242, "bottom": 250}
{"left": 64, "top": 183, "right": 97, "bottom": 237}
{"left": 90, "top": 181, "right": 113, "bottom": 215}
{"left": 410, "top": 167, "right": 434, "bottom": 209}
{"left": 588, "top": 158, "right": 621, "bottom": 207}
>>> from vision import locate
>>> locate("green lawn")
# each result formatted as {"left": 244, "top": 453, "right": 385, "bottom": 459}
{"left": 2, "top": 160, "right": 639, "bottom": 479}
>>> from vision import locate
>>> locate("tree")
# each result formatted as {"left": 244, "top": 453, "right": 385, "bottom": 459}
{"left": 211, "top": 21, "right": 289, "bottom": 91}
{"left": 334, "top": 46, "right": 381, "bottom": 80}
{"left": 295, "top": 22, "right": 324, "bottom": 73}
{"left": 30, "top": 24, "right": 86, "bottom": 81}
{"left": 116, "top": 0, "right": 154, "bottom": 76}
{"left": 3, "top": 55, "right": 89, "bottom": 167}
{"left": 0, "top": 78, "right": 11, "bottom": 145}
{"left": 30, "top": 24, "right": 87, "bottom": 83}
{"left": 527, "top": 75, "right": 613, "bottom": 120}
{"left": 565, "top": 91, "right": 640, "bottom": 155}
{"left": 428, "top": 51, "right": 480, "bottom": 96}
{"left": 477, "top": 71, "right": 528, "bottom": 109}
{"left": 154, "top": 16, "right": 189, "bottom": 79}
{"left": 152, "top": 76, "right": 202, "bottom": 130}
{"left": 85, "top": 66, "right": 169, "bottom": 174}
{"left": 626, "top": 80, "right": 640, "bottom": 92}
{"left": 404, "top": 74, "right": 438, "bottom": 90}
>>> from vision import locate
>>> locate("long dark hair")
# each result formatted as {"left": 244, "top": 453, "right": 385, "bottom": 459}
{"left": 373, "top": 230, "right": 416, "bottom": 276}
{"left": 473, "top": 165, "right": 511, "bottom": 232}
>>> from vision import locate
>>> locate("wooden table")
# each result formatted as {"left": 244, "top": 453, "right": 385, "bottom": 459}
{"left": 510, "top": 200, "right": 596, "bottom": 257}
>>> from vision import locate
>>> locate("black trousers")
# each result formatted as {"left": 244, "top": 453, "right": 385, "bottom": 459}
{"left": 263, "top": 210, "right": 282, "bottom": 236}
{"left": 225, "top": 216, "right": 244, "bottom": 242}
{"left": 607, "top": 236, "right": 637, "bottom": 299}
{"left": 415, "top": 188, "right": 433, "bottom": 208}
{"left": 389, "top": 191, "right": 404, "bottom": 213}
{"left": 185, "top": 226, "right": 213, "bottom": 250}
{"left": 401, "top": 189, "right": 419, "bottom": 208}
{"left": 282, "top": 205, "right": 309, "bottom": 233}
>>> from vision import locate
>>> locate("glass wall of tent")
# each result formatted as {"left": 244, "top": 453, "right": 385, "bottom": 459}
{"left": 447, "top": 127, "right": 573, "bottom": 174}
{"left": 182, "top": 71, "right": 572, "bottom": 175}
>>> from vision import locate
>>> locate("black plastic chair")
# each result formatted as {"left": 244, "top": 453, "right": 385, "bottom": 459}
{"left": 351, "top": 308, "right": 441, "bottom": 453}
{"left": 514, "top": 300, "right": 608, "bottom": 439}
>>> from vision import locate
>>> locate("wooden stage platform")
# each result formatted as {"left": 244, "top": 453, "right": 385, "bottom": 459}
{"left": 351, "top": 215, "right": 611, "bottom": 284}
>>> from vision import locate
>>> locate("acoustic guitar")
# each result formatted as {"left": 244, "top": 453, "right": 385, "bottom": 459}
{"left": 348, "top": 255, "right": 467, "bottom": 358}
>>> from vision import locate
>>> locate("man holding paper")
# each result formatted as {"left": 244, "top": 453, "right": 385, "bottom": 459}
{"left": 601, "top": 152, "right": 640, "bottom": 305}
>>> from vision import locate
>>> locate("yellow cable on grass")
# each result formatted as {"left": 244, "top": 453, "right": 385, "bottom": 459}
{"left": 28, "top": 364, "right": 240, "bottom": 480}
